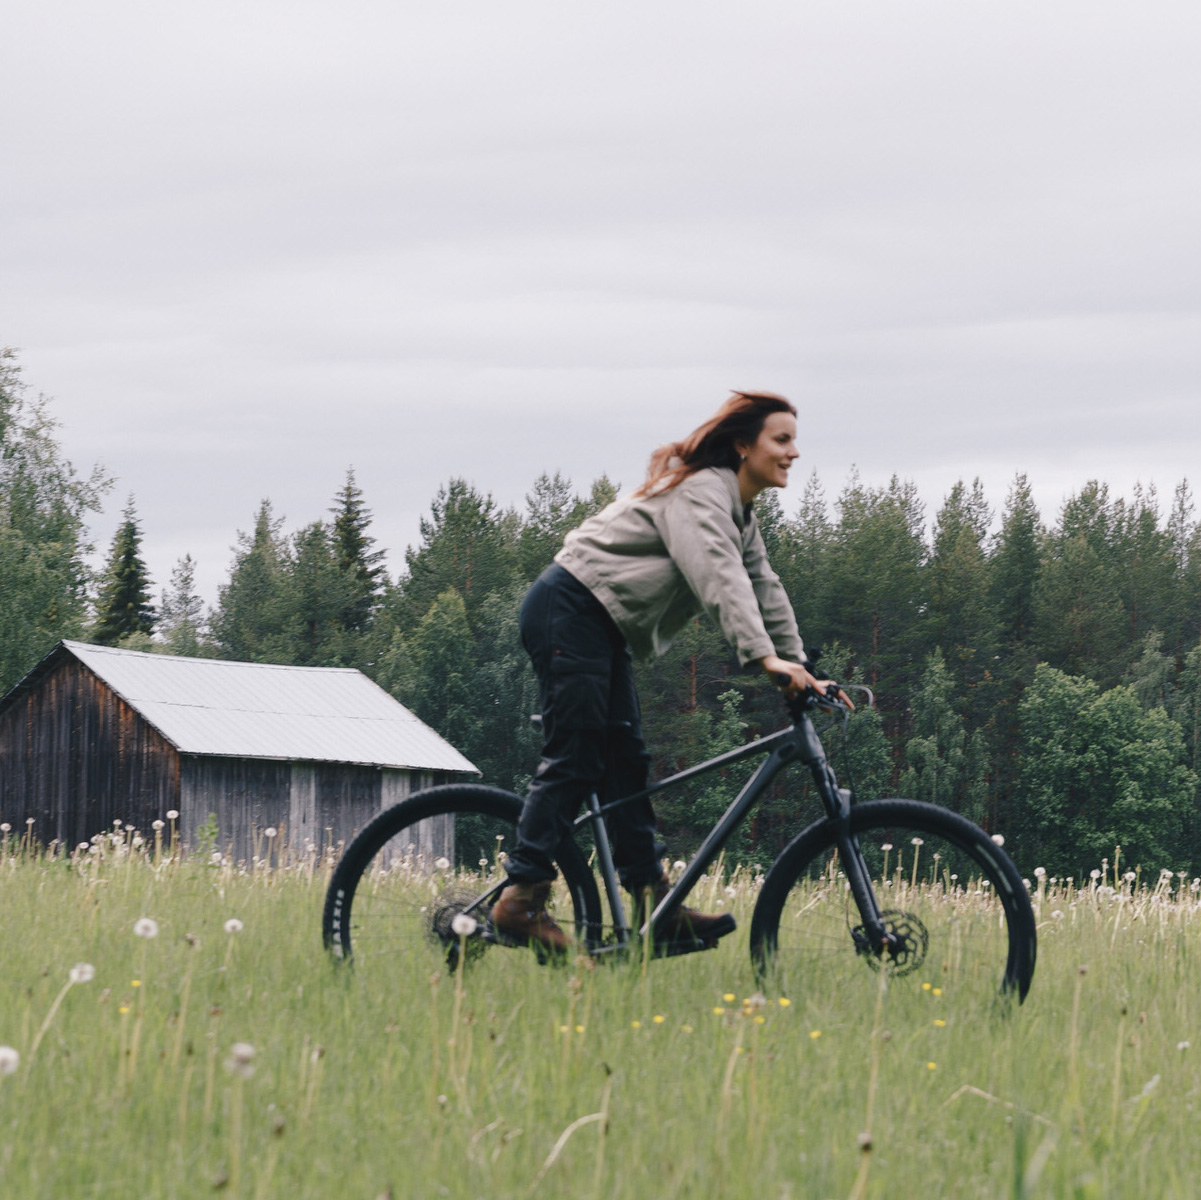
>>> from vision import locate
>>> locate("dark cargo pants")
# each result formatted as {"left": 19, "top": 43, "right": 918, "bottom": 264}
{"left": 504, "top": 564, "right": 664, "bottom": 889}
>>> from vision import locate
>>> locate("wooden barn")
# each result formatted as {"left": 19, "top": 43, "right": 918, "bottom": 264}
{"left": 0, "top": 640, "right": 477, "bottom": 861}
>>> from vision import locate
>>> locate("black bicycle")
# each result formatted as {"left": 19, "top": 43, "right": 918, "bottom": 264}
{"left": 323, "top": 684, "right": 1037, "bottom": 1001}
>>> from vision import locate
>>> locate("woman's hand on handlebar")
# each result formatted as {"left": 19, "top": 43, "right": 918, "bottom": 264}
{"left": 759, "top": 655, "right": 855, "bottom": 710}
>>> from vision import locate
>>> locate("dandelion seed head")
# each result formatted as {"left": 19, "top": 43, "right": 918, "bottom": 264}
{"left": 672, "top": 860, "right": 686, "bottom": 872}
{"left": 1178, "top": 1041, "right": 1191, "bottom": 1051}
{"left": 880, "top": 843, "right": 892, "bottom": 852}
{"left": 0, "top": 1046, "right": 19, "bottom": 1075}
{"left": 1052, "top": 910, "right": 1065, "bottom": 921}
{"left": 26, "top": 817, "right": 35, "bottom": 826}
{"left": 450, "top": 913, "right": 478, "bottom": 937}
{"left": 224, "top": 918, "right": 244, "bottom": 934}
{"left": 1034, "top": 867, "right": 1046, "bottom": 878}
{"left": 166, "top": 810, "right": 179, "bottom": 821}
{"left": 0, "top": 823, "right": 10, "bottom": 834}
{"left": 210, "top": 851, "right": 223, "bottom": 865}
{"left": 434, "top": 857, "right": 450, "bottom": 870}
{"left": 133, "top": 917, "right": 159, "bottom": 939}
{"left": 151, "top": 820, "right": 164, "bottom": 831}
{"left": 77, "top": 842, "right": 89, "bottom": 852}
{"left": 69, "top": 963, "right": 95, "bottom": 984}
{"left": 991, "top": 833, "right": 1005, "bottom": 846}
{"left": 264, "top": 827, "right": 277, "bottom": 839}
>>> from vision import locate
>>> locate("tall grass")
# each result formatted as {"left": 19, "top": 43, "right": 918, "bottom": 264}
{"left": 2, "top": 831, "right": 1200, "bottom": 1198}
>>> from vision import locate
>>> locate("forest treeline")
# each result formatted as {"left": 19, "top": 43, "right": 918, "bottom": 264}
{"left": 3, "top": 349, "right": 1200, "bottom": 876}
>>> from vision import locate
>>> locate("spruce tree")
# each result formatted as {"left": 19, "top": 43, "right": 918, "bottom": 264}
{"left": 158, "top": 554, "right": 207, "bottom": 656}
{"left": 330, "top": 469, "right": 386, "bottom": 633}
{"left": 92, "top": 496, "right": 155, "bottom": 646}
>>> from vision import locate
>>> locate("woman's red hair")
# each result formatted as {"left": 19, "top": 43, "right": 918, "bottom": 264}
{"left": 636, "top": 391, "right": 797, "bottom": 497}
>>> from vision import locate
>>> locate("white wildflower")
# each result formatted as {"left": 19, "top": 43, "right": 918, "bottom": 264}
{"left": 224, "top": 918, "right": 244, "bottom": 934}
{"left": 69, "top": 963, "right": 95, "bottom": 984}
{"left": 0, "top": 1046, "right": 19, "bottom": 1076}
{"left": 450, "top": 913, "right": 478, "bottom": 937}
{"left": 133, "top": 917, "right": 159, "bottom": 939}
{"left": 1178, "top": 1041, "right": 1191, "bottom": 1051}
{"left": 166, "top": 810, "right": 179, "bottom": 821}
{"left": 225, "top": 1042, "right": 255, "bottom": 1078}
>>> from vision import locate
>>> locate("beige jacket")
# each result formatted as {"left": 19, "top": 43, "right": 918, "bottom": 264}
{"left": 555, "top": 466, "right": 805, "bottom": 667}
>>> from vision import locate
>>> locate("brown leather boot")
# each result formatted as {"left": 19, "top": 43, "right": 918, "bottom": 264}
{"left": 491, "top": 882, "right": 572, "bottom": 956}
{"left": 631, "top": 873, "right": 737, "bottom": 945}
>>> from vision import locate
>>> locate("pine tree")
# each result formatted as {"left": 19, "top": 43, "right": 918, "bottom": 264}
{"left": 92, "top": 496, "right": 155, "bottom": 646}
{"left": 898, "top": 650, "right": 990, "bottom": 824}
{"left": 990, "top": 473, "right": 1042, "bottom": 653}
{"left": 329, "top": 469, "right": 386, "bottom": 633}
{"left": 0, "top": 349, "right": 109, "bottom": 689}
{"left": 519, "top": 471, "right": 581, "bottom": 582}
{"left": 1033, "top": 482, "right": 1126, "bottom": 685}
{"left": 392, "top": 479, "right": 519, "bottom": 633}
{"left": 927, "top": 479, "right": 999, "bottom": 711}
{"left": 158, "top": 554, "right": 207, "bottom": 656}
{"left": 291, "top": 520, "right": 354, "bottom": 665}
{"left": 825, "top": 472, "right": 926, "bottom": 701}
{"left": 210, "top": 500, "right": 295, "bottom": 662}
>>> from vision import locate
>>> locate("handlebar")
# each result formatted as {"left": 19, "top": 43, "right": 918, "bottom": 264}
{"left": 771, "top": 673, "right": 874, "bottom": 717}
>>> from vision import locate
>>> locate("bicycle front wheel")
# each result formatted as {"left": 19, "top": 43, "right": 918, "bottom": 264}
{"left": 322, "top": 784, "right": 602, "bottom": 968}
{"left": 750, "top": 800, "right": 1037, "bottom": 1001}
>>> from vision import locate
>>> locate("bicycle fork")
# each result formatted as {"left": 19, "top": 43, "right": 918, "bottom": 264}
{"left": 796, "top": 717, "right": 894, "bottom": 959}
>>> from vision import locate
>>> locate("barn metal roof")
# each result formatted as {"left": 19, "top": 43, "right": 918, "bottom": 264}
{"left": 58, "top": 641, "right": 479, "bottom": 773}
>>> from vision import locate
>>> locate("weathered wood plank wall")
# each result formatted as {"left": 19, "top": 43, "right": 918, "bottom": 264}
{"left": 0, "top": 654, "right": 179, "bottom": 848}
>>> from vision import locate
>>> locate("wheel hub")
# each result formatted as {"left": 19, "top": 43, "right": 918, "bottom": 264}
{"left": 851, "top": 909, "right": 929, "bottom": 976}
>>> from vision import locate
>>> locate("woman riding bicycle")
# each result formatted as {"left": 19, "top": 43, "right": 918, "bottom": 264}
{"left": 492, "top": 391, "right": 834, "bottom": 954}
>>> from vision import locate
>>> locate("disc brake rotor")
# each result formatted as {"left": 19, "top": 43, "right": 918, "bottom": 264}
{"left": 850, "top": 909, "right": 930, "bottom": 976}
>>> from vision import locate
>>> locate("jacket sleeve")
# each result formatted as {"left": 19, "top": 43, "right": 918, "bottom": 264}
{"left": 655, "top": 473, "right": 802, "bottom": 666}
{"left": 742, "top": 519, "right": 806, "bottom": 664}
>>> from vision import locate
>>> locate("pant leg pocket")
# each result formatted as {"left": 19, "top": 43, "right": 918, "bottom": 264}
{"left": 547, "top": 652, "right": 610, "bottom": 731}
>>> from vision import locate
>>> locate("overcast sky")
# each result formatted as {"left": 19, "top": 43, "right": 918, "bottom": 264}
{"left": 4, "top": 1, "right": 1199, "bottom": 604}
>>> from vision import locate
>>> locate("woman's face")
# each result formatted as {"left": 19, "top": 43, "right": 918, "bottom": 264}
{"left": 737, "top": 411, "right": 799, "bottom": 494}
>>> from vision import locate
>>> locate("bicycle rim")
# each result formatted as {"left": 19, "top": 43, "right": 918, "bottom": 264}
{"left": 750, "top": 800, "right": 1037, "bottom": 1001}
{"left": 322, "top": 784, "right": 601, "bottom": 970}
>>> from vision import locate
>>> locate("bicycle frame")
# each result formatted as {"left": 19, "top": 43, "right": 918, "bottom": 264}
{"left": 575, "top": 696, "right": 890, "bottom": 956}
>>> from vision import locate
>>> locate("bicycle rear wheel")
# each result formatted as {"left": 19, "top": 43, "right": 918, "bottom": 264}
{"left": 322, "top": 784, "right": 602, "bottom": 969}
{"left": 750, "top": 800, "right": 1036, "bottom": 1001}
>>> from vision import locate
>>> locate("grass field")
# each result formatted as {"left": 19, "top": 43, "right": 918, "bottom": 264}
{"left": 2, "top": 831, "right": 1200, "bottom": 1199}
